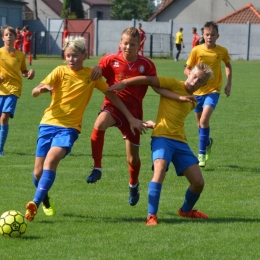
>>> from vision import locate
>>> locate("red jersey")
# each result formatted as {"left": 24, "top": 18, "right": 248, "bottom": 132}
{"left": 138, "top": 29, "right": 146, "bottom": 46}
{"left": 98, "top": 53, "right": 157, "bottom": 117}
{"left": 14, "top": 33, "right": 23, "bottom": 50}
{"left": 192, "top": 33, "right": 200, "bottom": 48}
{"left": 63, "top": 30, "right": 69, "bottom": 42}
{"left": 23, "top": 31, "right": 32, "bottom": 45}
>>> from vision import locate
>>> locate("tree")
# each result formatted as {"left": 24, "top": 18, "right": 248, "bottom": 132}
{"left": 108, "top": 0, "right": 155, "bottom": 21}
{"left": 61, "top": 0, "right": 85, "bottom": 19}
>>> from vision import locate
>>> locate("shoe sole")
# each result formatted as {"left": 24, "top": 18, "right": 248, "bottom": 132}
{"left": 25, "top": 202, "right": 37, "bottom": 222}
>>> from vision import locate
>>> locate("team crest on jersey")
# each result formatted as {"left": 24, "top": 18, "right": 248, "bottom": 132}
{"left": 113, "top": 61, "right": 120, "bottom": 67}
{"left": 85, "top": 77, "right": 91, "bottom": 84}
{"left": 139, "top": 65, "right": 145, "bottom": 73}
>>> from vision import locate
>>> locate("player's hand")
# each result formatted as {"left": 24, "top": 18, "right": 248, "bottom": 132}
{"left": 224, "top": 84, "right": 231, "bottom": 97}
{"left": 39, "top": 84, "right": 53, "bottom": 94}
{"left": 107, "top": 82, "right": 127, "bottom": 94}
{"left": 91, "top": 66, "right": 102, "bottom": 80}
{"left": 27, "top": 69, "right": 35, "bottom": 80}
{"left": 0, "top": 76, "right": 4, "bottom": 83}
{"left": 129, "top": 118, "right": 147, "bottom": 135}
{"left": 179, "top": 95, "right": 197, "bottom": 102}
{"left": 183, "top": 45, "right": 185, "bottom": 48}
{"left": 143, "top": 120, "right": 156, "bottom": 129}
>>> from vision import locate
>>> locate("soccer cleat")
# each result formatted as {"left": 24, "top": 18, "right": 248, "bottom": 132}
{"left": 129, "top": 182, "right": 140, "bottom": 206}
{"left": 42, "top": 196, "right": 56, "bottom": 216}
{"left": 206, "top": 138, "right": 213, "bottom": 161}
{"left": 146, "top": 214, "right": 158, "bottom": 226}
{"left": 198, "top": 154, "right": 206, "bottom": 167}
{"left": 25, "top": 201, "right": 38, "bottom": 222}
{"left": 178, "top": 208, "right": 208, "bottom": 219}
{"left": 86, "top": 168, "right": 102, "bottom": 183}
{"left": 0, "top": 151, "right": 4, "bottom": 156}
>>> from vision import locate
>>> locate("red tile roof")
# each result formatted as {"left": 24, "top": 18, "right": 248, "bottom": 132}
{"left": 148, "top": 0, "right": 174, "bottom": 22}
{"left": 217, "top": 3, "right": 260, "bottom": 24}
{"left": 42, "top": 0, "right": 63, "bottom": 16}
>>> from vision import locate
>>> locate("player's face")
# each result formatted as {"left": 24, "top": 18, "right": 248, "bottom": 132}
{"left": 185, "top": 68, "right": 208, "bottom": 94}
{"left": 203, "top": 27, "right": 219, "bottom": 48}
{"left": 64, "top": 48, "right": 87, "bottom": 71}
{"left": 2, "top": 29, "right": 16, "bottom": 46}
{"left": 120, "top": 34, "right": 139, "bottom": 62}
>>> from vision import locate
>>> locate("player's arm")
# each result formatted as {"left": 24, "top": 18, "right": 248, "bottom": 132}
{"left": 105, "top": 91, "right": 147, "bottom": 135}
{"left": 32, "top": 83, "right": 53, "bottom": 97}
{"left": 91, "top": 66, "right": 102, "bottom": 80}
{"left": 184, "top": 65, "right": 192, "bottom": 77}
{"left": 224, "top": 62, "right": 232, "bottom": 97}
{"left": 22, "top": 69, "right": 35, "bottom": 80}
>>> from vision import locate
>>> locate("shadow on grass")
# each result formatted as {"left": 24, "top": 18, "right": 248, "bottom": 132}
{"left": 68, "top": 153, "right": 126, "bottom": 158}
{"left": 218, "top": 165, "right": 260, "bottom": 173}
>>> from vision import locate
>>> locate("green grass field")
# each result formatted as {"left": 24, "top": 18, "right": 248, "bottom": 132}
{"left": 0, "top": 57, "right": 259, "bottom": 259}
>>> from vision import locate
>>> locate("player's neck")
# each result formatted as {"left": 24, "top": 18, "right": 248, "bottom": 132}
{"left": 204, "top": 43, "right": 216, "bottom": 49}
{"left": 4, "top": 45, "right": 15, "bottom": 53}
{"left": 124, "top": 55, "right": 137, "bottom": 63}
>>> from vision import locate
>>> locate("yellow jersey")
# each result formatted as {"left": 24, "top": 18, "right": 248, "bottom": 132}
{"left": 0, "top": 47, "right": 27, "bottom": 97}
{"left": 175, "top": 32, "right": 183, "bottom": 44}
{"left": 40, "top": 65, "right": 108, "bottom": 132}
{"left": 186, "top": 44, "right": 230, "bottom": 95}
{"left": 152, "top": 77, "right": 197, "bottom": 143}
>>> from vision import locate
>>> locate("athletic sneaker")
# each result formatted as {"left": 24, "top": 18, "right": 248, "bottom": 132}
{"left": 146, "top": 214, "right": 158, "bottom": 226}
{"left": 0, "top": 151, "right": 4, "bottom": 156}
{"left": 198, "top": 154, "right": 206, "bottom": 167}
{"left": 129, "top": 182, "right": 140, "bottom": 206}
{"left": 86, "top": 168, "right": 102, "bottom": 183}
{"left": 42, "top": 196, "right": 56, "bottom": 216}
{"left": 206, "top": 138, "right": 213, "bottom": 161}
{"left": 25, "top": 201, "right": 38, "bottom": 222}
{"left": 178, "top": 208, "right": 208, "bottom": 219}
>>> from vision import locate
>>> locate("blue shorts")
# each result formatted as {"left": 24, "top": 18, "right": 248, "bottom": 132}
{"left": 35, "top": 124, "right": 79, "bottom": 157}
{"left": 194, "top": 93, "right": 220, "bottom": 113}
{"left": 151, "top": 137, "right": 198, "bottom": 176}
{"left": 0, "top": 95, "right": 18, "bottom": 118}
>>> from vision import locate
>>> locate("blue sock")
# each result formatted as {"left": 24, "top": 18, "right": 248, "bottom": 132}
{"left": 181, "top": 188, "right": 200, "bottom": 212}
{"left": 199, "top": 127, "right": 210, "bottom": 155}
{"left": 32, "top": 172, "right": 39, "bottom": 188}
{"left": 148, "top": 181, "right": 162, "bottom": 215}
{"left": 33, "top": 170, "right": 56, "bottom": 207}
{"left": 0, "top": 124, "right": 9, "bottom": 151}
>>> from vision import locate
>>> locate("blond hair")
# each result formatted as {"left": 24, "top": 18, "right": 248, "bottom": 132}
{"left": 193, "top": 62, "right": 214, "bottom": 81}
{"left": 64, "top": 36, "right": 86, "bottom": 53}
{"left": 121, "top": 27, "right": 140, "bottom": 42}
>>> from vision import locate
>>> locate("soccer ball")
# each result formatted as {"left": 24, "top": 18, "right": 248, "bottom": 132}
{"left": 0, "top": 210, "right": 28, "bottom": 238}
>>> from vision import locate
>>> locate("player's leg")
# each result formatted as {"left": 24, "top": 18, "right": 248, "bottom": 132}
{"left": 87, "top": 109, "right": 116, "bottom": 183}
{"left": 125, "top": 139, "right": 141, "bottom": 206}
{"left": 178, "top": 164, "right": 208, "bottom": 219}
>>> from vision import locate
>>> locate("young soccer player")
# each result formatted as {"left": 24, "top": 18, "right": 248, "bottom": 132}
{"left": 137, "top": 23, "right": 146, "bottom": 56}
{"left": 14, "top": 27, "right": 23, "bottom": 51}
{"left": 22, "top": 25, "right": 33, "bottom": 65}
{"left": 0, "top": 25, "right": 35, "bottom": 156}
{"left": 184, "top": 21, "right": 232, "bottom": 167}
{"left": 86, "top": 27, "right": 157, "bottom": 207}
{"left": 174, "top": 27, "right": 185, "bottom": 62}
{"left": 107, "top": 63, "right": 213, "bottom": 225}
{"left": 24, "top": 36, "right": 144, "bottom": 222}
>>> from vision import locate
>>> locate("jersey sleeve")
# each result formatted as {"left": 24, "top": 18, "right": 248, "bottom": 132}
{"left": 222, "top": 47, "right": 231, "bottom": 64}
{"left": 20, "top": 53, "right": 27, "bottom": 72}
{"left": 41, "top": 66, "right": 62, "bottom": 87}
{"left": 186, "top": 48, "right": 198, "bottom": 67}
{"left": 94, "top": 78, "right": 108, "bottom": 93}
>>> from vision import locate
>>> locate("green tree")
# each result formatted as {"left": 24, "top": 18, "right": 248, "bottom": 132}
{"left": 61, "top": 0, "right": 84, "bottom": 19}
{"left": 108, "top": 0, "right": 155, "bottom": 21}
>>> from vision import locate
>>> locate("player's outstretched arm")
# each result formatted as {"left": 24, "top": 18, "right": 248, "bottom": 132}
{"left": 105, "top": 91, "right": 147, "bottom": 135}
{"left": 151, "top": 87, "right": 196, "bottom": 102}
{"left": 32, "top": 84, "right": 53, "bottom": 97}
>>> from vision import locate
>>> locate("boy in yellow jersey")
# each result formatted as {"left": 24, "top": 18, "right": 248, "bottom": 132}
{"left": 184, "top": 21, "right": 232, "bottom": 167}
{"left": 107, "top": 63, "right": 213, "bottom": 226}
{"left": 174, "top": 27, "right": 185, "bottom": 61}
{"left": 0, "top": 25, "right": 35, "bottom": 156}
{"left": 24, "top": 36, "right": 145, "bottom": 222}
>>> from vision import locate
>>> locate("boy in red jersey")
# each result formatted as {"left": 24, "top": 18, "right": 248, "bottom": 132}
{"left": 0, "top": 25, "right": 35, "bottom": 156}
{"left": 137, "top": 23, "right": 146, "bottom": 56}
{"left": 24, "top": 36, "right": 144, "bottom": 222}
{"left": 14, "top": 27, "right": 23, "bottom": 51}
{"left": 184, "top": 21, "right": 232, "bottom": 167}
{"left": 191, "top": 27, "right": 200, "bottom": 48}
{"left": 22, "top": 25, "right": 33, "bottom": 65}
{"left": 61, "top": 25, "right": 70, "bottom": 59}
{"left": 86, "top": 27, "right": 156, "bottom": 206}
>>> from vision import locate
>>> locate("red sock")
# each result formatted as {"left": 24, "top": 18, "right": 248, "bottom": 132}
{"left": 91, "top": 128, "right": 105, "bottom": 168}
{"left": 128, "top": 159, "right": 141, "bottom": 185}
{"left": 28, "top": 55, "right": 32, "bottom": 64}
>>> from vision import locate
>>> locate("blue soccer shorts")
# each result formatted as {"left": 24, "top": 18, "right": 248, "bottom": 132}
{"left": 194, "top": 93, "right": 220, "bottom": 113}
{"left": 151, "top": 137, "right": 198, "bottom": 176}
{"left": 35, "top": 124, "right": 79, "bottom": 157}
{"left": 0, "top": 95, "right": 18, "bottom": 118}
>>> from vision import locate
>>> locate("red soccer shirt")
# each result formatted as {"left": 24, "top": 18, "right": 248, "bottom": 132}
{"left": 98, "top": 53, "right": 157, "bottom": 118}
{"left": 192, "top": 33, "right": 200, "bottom": 48}
{"left": 23, "top": 31, "right": 32, "bottom": 45}
{"left": 138, "top": 29, "right": 146, "bottom": 46}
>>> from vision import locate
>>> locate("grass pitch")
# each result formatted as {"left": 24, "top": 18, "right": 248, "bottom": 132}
{"left": 0, "top": 57, "right": 259, "bottom": 260}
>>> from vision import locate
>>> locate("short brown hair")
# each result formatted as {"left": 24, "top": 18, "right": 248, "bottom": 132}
{"left": 121, "top": 27, "right": 140, "bottom": 42}
{"left": 204, "top": 21, "right": 218, "bottom": 33}
{"left": 1, "top": 25, "right": 16, "bottom": 37}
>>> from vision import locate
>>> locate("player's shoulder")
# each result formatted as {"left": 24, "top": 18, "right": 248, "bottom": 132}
{"left": 215, "top": 44, "right": 228, "bottom": 52}
{"left": 137, "top": 55, "right": 155, "bottom": 67}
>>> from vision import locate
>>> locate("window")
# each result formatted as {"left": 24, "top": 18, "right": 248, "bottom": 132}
{"left": 0, "top": 16, "right": 6, "bottom": 26}
{"left": 97, "top": 11, "right": 103, "bottom": 20}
